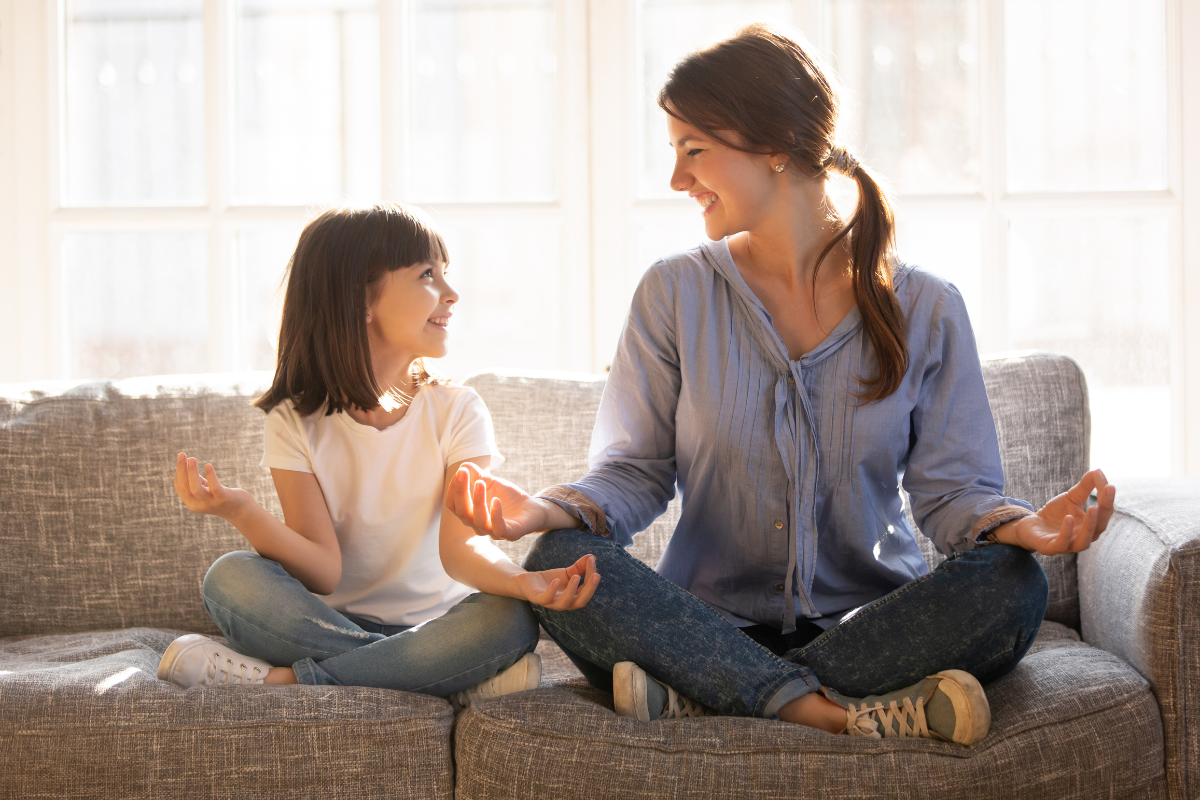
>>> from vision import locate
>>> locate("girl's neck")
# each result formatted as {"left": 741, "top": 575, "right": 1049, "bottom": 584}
{"left": 345, "top": 356, "right": 421, "bottom": 431}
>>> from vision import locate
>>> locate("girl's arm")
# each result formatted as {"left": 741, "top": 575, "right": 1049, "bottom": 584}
{"left": 439, "top": 457, "right": 599, "bottom": 610}
{"left": 173, "top": 452, "right": 342, "bottom": 594}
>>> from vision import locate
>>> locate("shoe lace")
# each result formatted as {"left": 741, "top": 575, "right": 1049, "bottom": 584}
{"left": 206, "top": 650, "right": 264, "bottom": 685}
{"left": 845, "top": 697, "right": 929, "bottom": 739}
{"left": 663, "top": 686, "right": 718, "bottom": 719}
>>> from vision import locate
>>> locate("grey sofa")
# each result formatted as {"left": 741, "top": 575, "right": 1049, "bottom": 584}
{"left": 1, "top": 353, "right": 1197, "bottom": 799}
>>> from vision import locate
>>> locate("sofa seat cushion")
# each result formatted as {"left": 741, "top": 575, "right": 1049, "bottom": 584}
{"left": 0, "top": 628, "right": 454, "bottom": 799}
{"left": 457, "top": 624, "right": 1164, "bottom": 800}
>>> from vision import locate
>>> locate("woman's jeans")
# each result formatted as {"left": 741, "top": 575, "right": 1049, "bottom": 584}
{"left": 200, "top": 551, "right": 540, "bottom": 696}
{"left": 523, "top": 529, "right": 1048, "bottom": 719}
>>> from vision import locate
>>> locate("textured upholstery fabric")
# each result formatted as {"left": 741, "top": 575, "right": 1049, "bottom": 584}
{"left": 455, "top": 625, "right": 1163, "bottom": 800}
{"left": 0, "top": 374, "right": 275, "bottom": 637}
{"left": 1079, "top": 478, "right": 1200, "bottom": 800}
{"left": 0, "top": 627, "right": 454, "bottom": 799}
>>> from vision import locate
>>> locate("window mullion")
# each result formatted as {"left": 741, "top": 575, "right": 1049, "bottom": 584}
{"left": 982, "top": 0, "right": 1007, "bottom": 357}
{"left": 207, "top": 0, "right": 232, "bottom": 370}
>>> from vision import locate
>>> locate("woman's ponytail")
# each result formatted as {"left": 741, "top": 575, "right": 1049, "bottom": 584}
{"left": 814, "top": 148, "right": 907, "bottom": 402}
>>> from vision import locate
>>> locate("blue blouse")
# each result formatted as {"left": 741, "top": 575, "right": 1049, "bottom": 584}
{"left": 561, "top": 238, "right": 1031, "bottom": 634}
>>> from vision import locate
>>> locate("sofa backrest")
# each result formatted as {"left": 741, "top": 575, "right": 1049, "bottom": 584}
{"left": 0, "top": 353, "right": 1087, "bottom": 638}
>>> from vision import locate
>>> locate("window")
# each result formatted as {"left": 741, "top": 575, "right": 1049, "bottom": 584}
{"left": 2, "top": 0, "right": 1197, "bottom": 478}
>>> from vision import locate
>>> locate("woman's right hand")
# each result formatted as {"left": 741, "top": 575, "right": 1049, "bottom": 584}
{"left": 173, "top": 452, "right": 254, "bottom": 521}
{"left": 444, "top": 461, "right": 564, "bottom": 541}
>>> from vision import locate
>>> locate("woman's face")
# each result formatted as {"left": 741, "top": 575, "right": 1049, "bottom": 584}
{"left": 366, "top": 260, "right": 458, "bottom": 364}
{"left": 666, "top": 115, "right": 780, "bottom": 240}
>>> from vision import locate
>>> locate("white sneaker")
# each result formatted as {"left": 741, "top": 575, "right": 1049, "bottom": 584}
{"left": 157, "top": 634, "right": 272, "bottom": 688}
{"left": 613, "top": 661, "right": 718, "bottom": 721}
{"left": 450, "top": 652, "right": 541, "bottom": 710}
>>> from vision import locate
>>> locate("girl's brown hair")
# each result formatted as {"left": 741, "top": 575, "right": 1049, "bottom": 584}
{"left": 254, "top": 203, "right": 450, "bottom": 416}
{"left": 658, "top": 23, "right": 908, "bottom": 402}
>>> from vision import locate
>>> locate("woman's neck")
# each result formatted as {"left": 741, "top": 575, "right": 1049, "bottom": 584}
{"left": 733, "top": 179, "right": 850, "bottom": 291}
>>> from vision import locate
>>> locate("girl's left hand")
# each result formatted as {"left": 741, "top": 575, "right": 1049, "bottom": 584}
{"left": 1004, "top": 468, "right": 1117, "bottom": 555}
{"left": 512, "top": 554, "right": 601, "bottom": 611}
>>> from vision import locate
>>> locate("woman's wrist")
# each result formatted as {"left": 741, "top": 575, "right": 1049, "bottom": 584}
{"left": 989, "top": 516, "right": 1032, "bottom": 549}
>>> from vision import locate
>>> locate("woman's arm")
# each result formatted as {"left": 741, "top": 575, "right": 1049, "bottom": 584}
{"left": 173, "top": 452, "right": 342, "bottom": 594}
{"left": 439, "top": 458, "right": 599, "bottom": 610}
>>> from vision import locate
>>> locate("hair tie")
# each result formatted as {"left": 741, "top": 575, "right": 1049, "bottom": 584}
{"left": 828, "top": 146, "right": 859, "bottom": 176}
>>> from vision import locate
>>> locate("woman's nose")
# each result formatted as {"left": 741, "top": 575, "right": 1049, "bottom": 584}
{"left": 669, "top": 158, "right": 691, "bottom": 193}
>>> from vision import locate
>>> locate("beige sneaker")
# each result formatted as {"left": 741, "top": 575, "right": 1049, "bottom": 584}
{"left": 450, "top": 652, "right": 541, "bottom": 710}
{"left": 157, "top": 634, "right": 271, "bottom": 688}
{"left": 613, "top": 661, "right": 719, "bottom": 721}
{"left": 823, "top": 669, "right": 991, "bottom": 745}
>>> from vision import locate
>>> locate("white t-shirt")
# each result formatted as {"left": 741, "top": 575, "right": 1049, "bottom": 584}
{"left": 261, "top": 384, "right": 504, "bottom": 626}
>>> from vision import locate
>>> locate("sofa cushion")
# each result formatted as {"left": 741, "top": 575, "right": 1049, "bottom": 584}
{"left": 0, "top": 374, "right": 274, "bottom": 637}
{"left": 0, "top": 627, "right": 453, "bottom": 799}
{"left": 454, "top": 626, "right": 1163, "bottom": 800}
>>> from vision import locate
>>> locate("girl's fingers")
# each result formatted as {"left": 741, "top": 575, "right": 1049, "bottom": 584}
{"left": 471, "top": 479, "right": 492, "bottom": 534}
{"left": 1055, "top": 515, "right": 1075, "bottom": 554}
{"left": 489, "top": 497, "right": 511, "bottom": 541}
{"left": 550, "top": 573, "right": 582, "bottom": 609}
{"left": 1065, "top": 468, "right": 1102, "bottom": 507}
{"left": 447, "top": 468, "right": 473, "bottom": 520}
{"left": 205, "top": 463, "right": 223, "bottom": 496}
{"left": 536, "top": 578, "right": 560, "bottom": 605}
{"left": 569, "top": 572, "right": 601, "bottom": 610}
{"left": 185, "top": 457, "right": 206, "bottom": 498}
{"left": 174, "top": 453, "right": 189, "bottom": 495}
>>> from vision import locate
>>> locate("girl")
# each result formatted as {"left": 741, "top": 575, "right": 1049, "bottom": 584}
{"left": 446, "top": 24, "right": 1116, "bottom": 743}
{"left": 158, "top": 203, "right": 600, "bottom": 704}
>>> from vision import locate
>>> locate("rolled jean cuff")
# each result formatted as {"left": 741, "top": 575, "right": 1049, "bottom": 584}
{"left": 291, "top": 657, "right": 342, "bottom": 686}
{"left": 761, "top": 672, "right": 822, "bottom": 719}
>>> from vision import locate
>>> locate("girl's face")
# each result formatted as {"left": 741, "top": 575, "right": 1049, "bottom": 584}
{"left": 666, "top": 115, "right": 780, "bottom": 240}
{"left": 366, "top": 260, "right": 459, "bottom": 365}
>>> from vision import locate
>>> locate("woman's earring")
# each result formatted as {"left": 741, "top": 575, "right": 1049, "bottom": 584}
{"left": 774, "top": 163, "right": 786, "bottom": 173}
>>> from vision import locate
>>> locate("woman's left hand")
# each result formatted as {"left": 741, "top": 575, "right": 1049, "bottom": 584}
{"left": 999, "top": 468, "right": 1117, "bottom": 555}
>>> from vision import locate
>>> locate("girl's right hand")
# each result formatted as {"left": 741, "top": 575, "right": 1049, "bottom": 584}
{"left": 173, "top": 452, "right": 254, "bottom": 521}
{"left": 445, "top": 461, "right": 561, "bottom": 541}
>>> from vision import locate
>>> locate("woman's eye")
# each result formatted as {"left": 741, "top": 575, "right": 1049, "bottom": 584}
{"left": 687, "top": 148, "right": 702, "bottom": 157}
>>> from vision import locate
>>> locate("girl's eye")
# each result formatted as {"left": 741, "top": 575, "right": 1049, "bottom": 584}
{"left": 421, "top": 269, "right": 433, "bottom": 278}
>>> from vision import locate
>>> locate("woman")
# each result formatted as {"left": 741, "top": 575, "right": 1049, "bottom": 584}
{"left": 445, "top": 24, "right": 1115, "bottom": 743}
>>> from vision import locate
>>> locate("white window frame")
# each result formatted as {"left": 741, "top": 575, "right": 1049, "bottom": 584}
{"left": 2, "top": 0, "right": 1199, "bottom": 476}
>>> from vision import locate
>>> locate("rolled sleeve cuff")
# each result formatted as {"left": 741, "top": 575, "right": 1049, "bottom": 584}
{"left": 972, "top": 504, "right": 1035, "bottom": 545}
{"left": 535, "top": 485, "right": 610, "bottom": 538}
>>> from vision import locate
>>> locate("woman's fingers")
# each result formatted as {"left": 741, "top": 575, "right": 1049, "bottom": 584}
{"left": 173, "top": 453, "right": 190, "bottom": 496}
{"left": 547, "top": 573, "right": 583, "bottom": 610}
{"left": 1093, "top": 483, "right": 1117, "bottom": 541}
{"left": 1065, "top": 468, "right": 1103, "bottom": 507}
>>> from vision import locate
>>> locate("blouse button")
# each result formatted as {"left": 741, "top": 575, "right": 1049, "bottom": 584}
{"left": 774, "top": 519, "right": 784, "bottom": 529}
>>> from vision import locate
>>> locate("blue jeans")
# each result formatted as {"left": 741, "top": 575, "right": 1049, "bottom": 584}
{"left": 523, "top": 529, "right": 1048, "bottom": 718}
{"left": 200, "top": 551, "right": 540, "bottom": 696}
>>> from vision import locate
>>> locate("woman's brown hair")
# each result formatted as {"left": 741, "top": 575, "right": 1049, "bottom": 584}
{"left": 658, "top": 23, "right": 908, "bottom": 402}
{"left": 254, "top": 203, "right": 450, "bottom": 416}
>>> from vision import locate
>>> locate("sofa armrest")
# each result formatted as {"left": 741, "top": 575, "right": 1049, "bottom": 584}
{"left": 1078, "top": 477, "right": 1200, "bottom": 800}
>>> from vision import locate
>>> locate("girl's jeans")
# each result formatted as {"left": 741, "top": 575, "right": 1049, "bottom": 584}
{"left": 523, "top": 529, "right": 1049, "bottom": 719}
{"left": 200, "top": 551, "right": 540, "bottom": 696}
